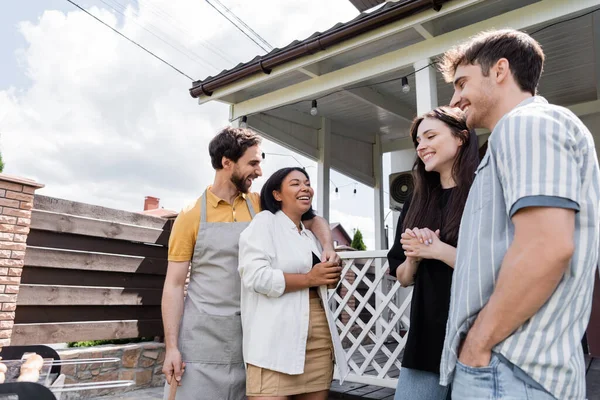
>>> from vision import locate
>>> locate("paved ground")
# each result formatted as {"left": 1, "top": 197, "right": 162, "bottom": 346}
{"left": 92, "top": 356, "right": 600, "bottom": 400}
{"left": 92, "top": 386, "right": 164, "bottom": 399}
{"left": 92, "top": 386, "right": 341, "bottom": 399}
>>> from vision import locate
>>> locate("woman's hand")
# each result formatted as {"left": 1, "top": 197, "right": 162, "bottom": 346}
{"left": 401, "top": 227, "right": 444, "bottom": 260}
{"left": 307, "top": 261, "right": 342, "bottom": 287}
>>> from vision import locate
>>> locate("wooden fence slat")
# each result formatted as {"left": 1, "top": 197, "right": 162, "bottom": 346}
{"left": 24, "top": 246, "right": 168, "bottom": 275}
{"left": 21, "top": 267, "right": 166, "bottom": 289}
{"left": 27, "top": 230, "right": 168, "bottom": 258}
{"left": 33, "top": 195, "right": 173, "bottom": 229}
{"left": 11, "top": 320, "right": 163, "bottom": 344}
{"left": 14, "top": 305, "right": 161, "bottom": 324}
{"left": 18, "top": 285, "right": 162, "bottom": 306}
{"left": 30, "top": 210, "right": 170, "bottom": 245}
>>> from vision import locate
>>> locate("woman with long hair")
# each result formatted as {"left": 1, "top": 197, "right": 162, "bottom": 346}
{"left": 387, "top": 107, "right": 480, "bottom": 399}
{"left": 238, "top": 167, "right": 348, "bottom": 400}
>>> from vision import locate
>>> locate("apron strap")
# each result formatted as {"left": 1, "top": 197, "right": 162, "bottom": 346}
{"left": 245, "top": 195, "right": 256, "bottom": 219}
{"left": 200, "top": 189, "right": 208, "bottom": 225}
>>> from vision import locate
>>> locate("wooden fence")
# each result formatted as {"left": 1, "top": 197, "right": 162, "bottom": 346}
{"left": 12, "top": 195, "right": 172, "bottom": 344}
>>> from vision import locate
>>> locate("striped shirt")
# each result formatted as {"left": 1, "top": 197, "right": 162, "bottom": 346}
{"left": 440, "top": 97, "right": 600, "bottom": 399}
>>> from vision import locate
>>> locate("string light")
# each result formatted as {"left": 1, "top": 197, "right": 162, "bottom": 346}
{"left": 401, "top": 76, "right": 410, "bottom": 93}
{"left": 310, "top": 100, "right": 318, "bottom": 116}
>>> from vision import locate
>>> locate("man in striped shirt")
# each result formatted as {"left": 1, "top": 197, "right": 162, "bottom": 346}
{"left": 438, "top": 29, "right": 600, "bottom": 399}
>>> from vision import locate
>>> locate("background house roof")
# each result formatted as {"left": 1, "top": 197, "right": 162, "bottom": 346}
{"left": 331, "top": 222, "right": 353, "bottom": 244}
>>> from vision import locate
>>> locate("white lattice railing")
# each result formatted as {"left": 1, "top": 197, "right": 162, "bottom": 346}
{"left": 328, "top": 250, "right": 413, "bottom": 388}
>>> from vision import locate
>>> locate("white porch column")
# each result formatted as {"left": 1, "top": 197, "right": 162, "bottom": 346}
{"left": 414, "top": 58, "right": 439, "bottom": 115}
{"left": 374, "top": 134, "right": 387, "bottom": 338}
{"left": 373, "top": 134, "right": 385, "bottom": 250}
{"left": 317, "top": 117, "right": 331, "bottom": 221}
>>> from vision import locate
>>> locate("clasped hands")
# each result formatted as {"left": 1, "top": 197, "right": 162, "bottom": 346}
{"left": 400, "top": 227, "right": 442, "bottom": 260}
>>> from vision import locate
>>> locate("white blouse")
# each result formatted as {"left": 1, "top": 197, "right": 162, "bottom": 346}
{"left": 238, "top": 210, "right": 348, "bottom": 379}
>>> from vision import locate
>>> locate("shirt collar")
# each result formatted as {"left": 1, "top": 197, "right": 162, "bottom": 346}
{"left": 491, "top": 96, "right": 548, "bottom": 134}
{"left": 276, "top": 210, "right": 306, "bottom": 233}
{"left": 206, "top": 186, "right": 246, "bottom": 208}
{"left": 514, "top": 95, "right": 547, "bottom": 109}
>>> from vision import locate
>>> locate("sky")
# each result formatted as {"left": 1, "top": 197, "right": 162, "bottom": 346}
{"left": 0, "top": 0, "right": 397, "bottom": 249}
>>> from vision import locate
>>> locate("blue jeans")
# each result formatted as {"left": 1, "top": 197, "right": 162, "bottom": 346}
{"left": 451, "top": 353, "right": 556, "bottom": 399}
{"left": 394, "top": 367, "right": 450, "bottom": 400}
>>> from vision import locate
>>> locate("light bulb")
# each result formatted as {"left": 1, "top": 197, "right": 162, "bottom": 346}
{"left": 401, "top": 77, "right": 410, "bottom": 94}
{"left": 240, "top": 116, "right": 248, "bottom": 128}
{"left": 310, "top": 100, "right": 318, "bottom": 116}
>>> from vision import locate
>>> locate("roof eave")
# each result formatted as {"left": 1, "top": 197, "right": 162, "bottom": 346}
{"left": 189, "top": 0, "right": 446, "bottom": 99}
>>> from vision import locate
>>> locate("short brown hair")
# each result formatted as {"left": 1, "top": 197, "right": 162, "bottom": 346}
{"left": 439, "top": 29, "right": 545, "bottom": 95}
{"left": 209, "top": 127, "right": 262, "bottom": 169}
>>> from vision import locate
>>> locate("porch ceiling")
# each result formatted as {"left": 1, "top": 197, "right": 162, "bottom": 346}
{"left": 196, "top": 0, "right": 600, "bottom": 187}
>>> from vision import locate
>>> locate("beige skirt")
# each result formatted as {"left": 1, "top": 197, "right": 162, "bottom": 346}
{"left": 246, "top": 293, "right": 334, "bottom": 396}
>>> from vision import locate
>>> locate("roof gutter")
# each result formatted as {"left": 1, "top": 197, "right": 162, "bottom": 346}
{"left": 189, "top": 0, "right": 446, "bottom": 98}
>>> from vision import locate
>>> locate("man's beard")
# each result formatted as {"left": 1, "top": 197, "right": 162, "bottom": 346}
{"left": 467, "top": 80, "right": 495, "bottom": 130}
{"left": 231, "top": 172, "right": 252, "bottom": 194}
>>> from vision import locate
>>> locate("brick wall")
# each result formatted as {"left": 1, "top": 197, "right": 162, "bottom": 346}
{"left": 0, "top": 174, "right": 43, "bottom": 346}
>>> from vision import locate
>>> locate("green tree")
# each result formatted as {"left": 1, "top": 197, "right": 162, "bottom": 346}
{"left": 0, "top": 151, "right": 4, "bottom": 173}
{"left": 351, "top": 228, "right": 367, "bottom": 251}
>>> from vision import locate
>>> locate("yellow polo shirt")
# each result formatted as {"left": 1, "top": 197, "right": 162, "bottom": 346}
{"left": 168, "top": 187, "right": 261, "bottom": 262}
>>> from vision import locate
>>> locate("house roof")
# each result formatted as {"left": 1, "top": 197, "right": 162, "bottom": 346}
{"left": 189, "top": 0, "right": 445, "bottom": 99}
{"left": 140, "top": 208, "right": 179, "bottom": 219}
{"left": 330, "top": 222, "right": 353, "bottom": 244}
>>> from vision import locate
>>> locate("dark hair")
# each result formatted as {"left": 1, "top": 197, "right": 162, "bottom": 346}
{"left": 439, "top": 29, "right": 545, "bottom": 95}
{"left": 402, "top": 106, "right": 479, "bottom": 246}
{"left": 260, "top": 167, "right": 316, "bottom": 220}
{"left": 209, "top": 126, "right": 262, "bottom": 169}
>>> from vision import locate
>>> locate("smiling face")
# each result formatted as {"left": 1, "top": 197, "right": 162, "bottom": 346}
{"left": 229, "top": 145, "right": 263, "bottom": 193}
{"left": 449, "top": 63, "right": 496, "bottom": 130}
{"left": 273, "top": 169, "right": 314, "bottom": 218}
{"left": 415, "top": 117, "right": 463, "bottom": 175}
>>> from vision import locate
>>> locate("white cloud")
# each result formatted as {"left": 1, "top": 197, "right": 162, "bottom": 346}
{"left": 0, "top": 0, "right": 389, "bottom": 248}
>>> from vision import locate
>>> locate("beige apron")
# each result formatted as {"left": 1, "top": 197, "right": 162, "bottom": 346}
{"left": 164, "top": 190, "right": 255, "bottom": 400}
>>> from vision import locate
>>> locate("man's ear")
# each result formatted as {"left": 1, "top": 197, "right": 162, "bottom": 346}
{"left": 222, "top": 157, "right": 232, "bottom": 170}
{"left": 494, "top": 58, "right": 511, "bottom": 84}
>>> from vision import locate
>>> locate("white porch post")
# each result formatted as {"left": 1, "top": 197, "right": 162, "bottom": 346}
{"left": 317, "top": 117, "right": 331, "bottom": 221}
{"left": 373, "top": 134, "right": 387, "bottom": 338}
{"left": 373, "top": 134, "right": 385, "bottom": 250}
{"left": 414, "top": 58, "right": 439, "bottom": 114}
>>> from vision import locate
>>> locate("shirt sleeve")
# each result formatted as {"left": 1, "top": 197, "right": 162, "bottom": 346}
{"left": 387, "top": 195, "right": 411, "bottom": 277}
{"left": 493, "top": 110, "right": 581, "bottom": 218}
{"left": 238, "top": 211, "right": 286, "bottom": 298}
{"left": 168, "top": 200, "right": 200, "bottom": 262}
